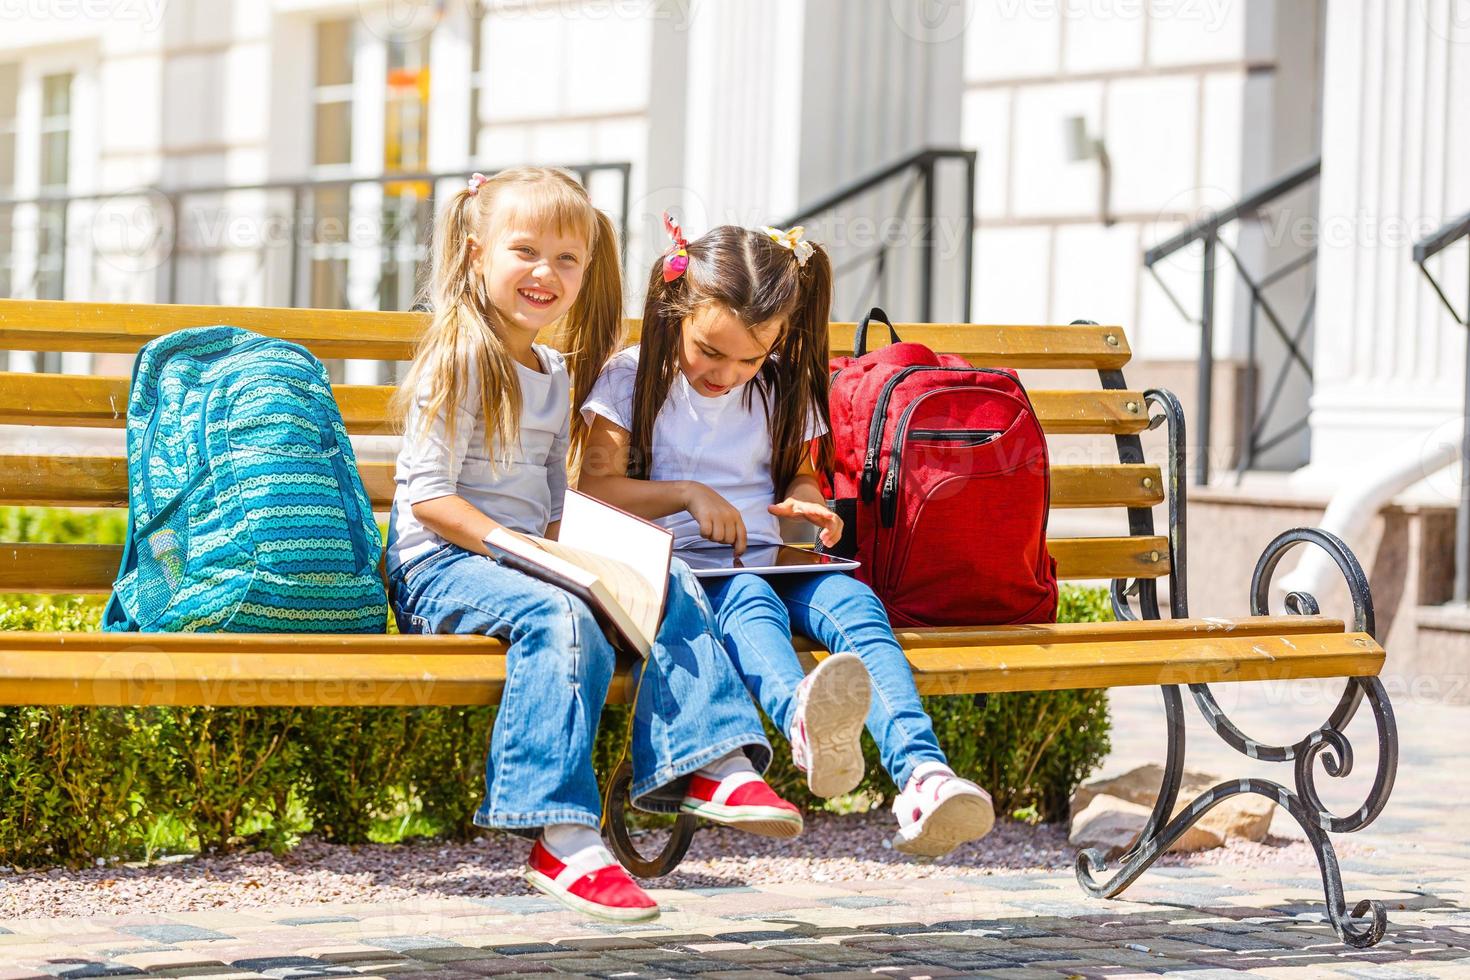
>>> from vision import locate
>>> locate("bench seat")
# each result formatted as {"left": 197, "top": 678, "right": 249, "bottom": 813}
{"left": 0, "top": 616, "right": 1381, "bottom": 706}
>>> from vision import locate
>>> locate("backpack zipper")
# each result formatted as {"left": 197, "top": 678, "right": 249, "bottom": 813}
{"left": 907, "top": 428, "right": 1003, "bottom": 444}
{"left": 879, "top": 392, "right": 1001, "bottom": 527}
{"left": 859, "top": 365, "right": 1017, "bottom": 501}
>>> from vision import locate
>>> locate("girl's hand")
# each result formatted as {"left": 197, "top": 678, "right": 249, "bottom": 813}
{"left": 683, "top": 482, "right": 748, "bottom": 554}
{"left": 768, "top": 497, "right": 843, "bottom": 549}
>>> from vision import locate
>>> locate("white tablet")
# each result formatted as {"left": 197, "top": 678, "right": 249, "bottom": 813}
{"left": 676, "top": 544, "right": 861, "bottom": 579}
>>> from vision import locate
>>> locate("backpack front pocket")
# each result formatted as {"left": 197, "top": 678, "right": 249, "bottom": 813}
{"left": 226, "top": 375, "right": 373, "bottom": 577}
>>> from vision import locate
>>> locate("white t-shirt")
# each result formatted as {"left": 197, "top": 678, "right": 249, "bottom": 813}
{"left": 387, "top": 344, "right": 570, "bottom": 572}
{"left": 581, "top": 345, "right": 825, "bottom": 552}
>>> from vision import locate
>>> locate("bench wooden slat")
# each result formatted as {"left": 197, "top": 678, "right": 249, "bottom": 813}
{"left": 0, "top": 299, "right": 1132, "bottom": 368}
{"left": 0, "top": 536, "right": 1171, "bottom": 593}
{"left": 1050, "top": 536, "right": 1169, "bottom": 578}
{"left": 1052, "top": 463, "right": 1164, "bottom": 508}
{"left": 0, "top": 301, "right": 428, "bottom": 360}
{"left": 0, "top": 456, "right": 1165, "bottom": 511}
{"left": 0, "top": 623, "right": 1381, "bottom": 706}
{"left": 0, "top": 615, "right": 1354, "bottom": 650}
{"left": 0, "top": 374, "right": 1149, "bottom": 436}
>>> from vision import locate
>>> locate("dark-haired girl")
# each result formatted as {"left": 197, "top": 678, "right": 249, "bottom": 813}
{"left": 578, "top": 216, "right": 996, "bottom": 857}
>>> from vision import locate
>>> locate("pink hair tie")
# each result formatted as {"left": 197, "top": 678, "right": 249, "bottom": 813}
{"left": 467, "top": 172, "right": 489, "bottom": 194}
{"left": 661, "top": 211, "right": 689, "bottom": 282}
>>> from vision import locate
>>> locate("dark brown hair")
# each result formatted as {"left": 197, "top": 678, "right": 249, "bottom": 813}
{"left": 629, "top": 225, "right": 834, "bottom": 497}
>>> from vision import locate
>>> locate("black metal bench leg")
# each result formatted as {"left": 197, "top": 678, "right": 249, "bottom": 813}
{"left": 1077, "top": 528, "right": 1400, "bottom": 948}
{"left": 601, "top": 759, "right": 699, "bottom": 879}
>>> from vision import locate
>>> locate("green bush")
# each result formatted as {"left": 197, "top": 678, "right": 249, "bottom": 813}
{"left": 0, "top": 505, "right": 1112, "bottom": 866}
{"left": 593, "top": 584, "right": 1112, "bottom": 824}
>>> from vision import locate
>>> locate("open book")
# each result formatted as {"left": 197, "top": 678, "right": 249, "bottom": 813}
{"left": 483, "top": 489, "right": 673, "bottom": 658}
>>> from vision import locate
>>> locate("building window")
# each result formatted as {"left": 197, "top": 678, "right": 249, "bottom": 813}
{"left": 35, "top": 72, "right": 72, "bottom": 311}
{"left": 309, "top": 19, "right": 355, "bottom": 313}
{"left": 313, "top": 19, "right": 354, "bottom": 168}
{"left": 384, "top": 34, "right": 429, "bottom": 177}
{"left": 380, "top": 32, "right": 432, "bottom": 314}
{"left": 0, "top": 63, "right": 17, "bottom": 299}
{"left": 468, "top": 6, "right": 485, "bottom": 157}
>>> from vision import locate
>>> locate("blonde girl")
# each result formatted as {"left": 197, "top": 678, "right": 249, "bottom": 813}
{"left": 385, "top": 171, "right": 799, "bottom": 922}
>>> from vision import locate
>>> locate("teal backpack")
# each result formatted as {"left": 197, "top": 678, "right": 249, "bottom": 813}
{"left": 104, "top": 326, "right": 388, "bottom": 633}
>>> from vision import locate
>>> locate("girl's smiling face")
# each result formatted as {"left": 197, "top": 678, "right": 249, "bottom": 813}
{"left": 472, "top": 190, "right": 589, "bottom": 335}
{"left": 678, "top": 304, "right": 785, "bottom": 397}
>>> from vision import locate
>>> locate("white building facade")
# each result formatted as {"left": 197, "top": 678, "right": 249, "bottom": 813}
{"left": 1, "top": 0, "right": 1466, "bottom": 487}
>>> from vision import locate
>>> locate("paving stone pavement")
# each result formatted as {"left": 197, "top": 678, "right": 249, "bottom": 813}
{"left": 0, "top": 681, "right": 1465, "bottom": 978}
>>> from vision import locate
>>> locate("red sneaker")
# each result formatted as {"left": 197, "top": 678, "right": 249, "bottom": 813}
{"left": 524, "top": 838, "right": 659, "bottom": 922}
{"left": 681, "top": 770, "right": 804, "bottom": 838}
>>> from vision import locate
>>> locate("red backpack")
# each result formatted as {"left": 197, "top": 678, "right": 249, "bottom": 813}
{"left": 820, "top": 309, "right": 1058, "bottom": 627}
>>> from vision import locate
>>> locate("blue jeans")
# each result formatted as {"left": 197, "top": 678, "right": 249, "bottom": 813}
{"left": 388, "top": 543, "right": 772, "bottom": 832}
{"left": 701, "top": 571, "right": 947, "bottom": 789}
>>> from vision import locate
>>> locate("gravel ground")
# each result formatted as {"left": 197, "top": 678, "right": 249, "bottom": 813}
{"left": 0, "top": 813, "right": 1345, "bottom": 920}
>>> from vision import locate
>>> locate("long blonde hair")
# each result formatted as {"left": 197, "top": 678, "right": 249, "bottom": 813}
{"left": 392, "top": 166, "right": 624, "bottom": 469}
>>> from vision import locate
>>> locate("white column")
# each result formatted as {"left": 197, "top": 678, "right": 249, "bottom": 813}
{"left": 1302, "top": 0, "right": 1470, "bottom": 485}
{"left": 679, "top": 0, "right": 806, "bottom": 228}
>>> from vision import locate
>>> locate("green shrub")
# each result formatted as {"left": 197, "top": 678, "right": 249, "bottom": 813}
{"left": 0, "top": 506, "right": 128, "bottom": 545}
{"left": 735, "top": 583, "right": 1111, "bottom": 822}
{"left": 0, "top": 505, "right": 1112, "bottom": 864}
{"left": 591, "top": 584, "right": 1112, "bottom": 824}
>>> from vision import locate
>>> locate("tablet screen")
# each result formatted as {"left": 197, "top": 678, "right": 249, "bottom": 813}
{"left": 676, "top": 544, "right": 860, "bottom": 577}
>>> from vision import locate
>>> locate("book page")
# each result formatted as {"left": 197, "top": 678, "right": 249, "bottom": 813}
{"left": 557, "top": 489, "right": 673, "bottom": 600}
{"left": 485, "top": 529, "right": 652, "bottom": 656}
{"left": 531, "top": 538, "right": 661, "bottom": 647}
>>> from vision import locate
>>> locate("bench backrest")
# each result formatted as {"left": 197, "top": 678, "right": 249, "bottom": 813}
{"left": 0, "top": 299, "right": 1168, "bottom": 596}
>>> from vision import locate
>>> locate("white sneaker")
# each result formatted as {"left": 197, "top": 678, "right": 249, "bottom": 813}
{"left": 789, "top": 652, "right": 871, "bottom": 798}
{"left": 890, "top": 763, "right": 995, "bottom": 858}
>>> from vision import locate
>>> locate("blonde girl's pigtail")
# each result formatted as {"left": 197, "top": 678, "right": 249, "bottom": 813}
{"left": 392, "top": 180, "right": 522, "bottom": 469}
{"left": 561, "top": 205, "right": 626, "bottom": 472}
{"left": 769, "top": 242, "right": 835, "bottom": 494}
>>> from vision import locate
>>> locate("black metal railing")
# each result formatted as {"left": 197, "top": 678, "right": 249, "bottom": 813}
{"left": 1413, "top": 208, "right": 1470, "bottom": 603}
{"left": 1144, "top": 158, "right": 1321, "bottom": 485}
{"left": 778, "top": 147, "right": 977, "bottom": 324}
{"left": 0, "top": 162, "right": 632, "bottom": 311}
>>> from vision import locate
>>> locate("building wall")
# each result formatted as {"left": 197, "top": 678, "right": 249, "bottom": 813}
{"left": 0, "top": 0, "right": 1351, "bottom": 481}
{"left": 959, "top": 0, "right": 1326, "bottom": 470}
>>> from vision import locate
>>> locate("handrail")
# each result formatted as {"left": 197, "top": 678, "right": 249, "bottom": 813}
{"left": 0, "top": 162, "right": 634, "bottom": 308}
{"left": 1142, "top": 157, "right": 1321, "bottom": 485}
{"left": 1411, "top": 208, "right": 1470, "bottom": 603}
{"left": 776, "top": 147, "right": 977, "bottom": 323}
{"left": 1145, "top": 158, "right": 1321, "bottom": 268}
{"left": 0, "top": 162, "right": 632, "bottom": 210}
{"left": 1412, "top": 208, "right": 1470, "bottom": 265}
{"left": 779, "top": 147, "right": 972, "bottom": 226}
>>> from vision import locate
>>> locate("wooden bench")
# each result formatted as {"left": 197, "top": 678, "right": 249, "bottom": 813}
{"left": 0, "top": 298, "right": 1398, "bottom": 947}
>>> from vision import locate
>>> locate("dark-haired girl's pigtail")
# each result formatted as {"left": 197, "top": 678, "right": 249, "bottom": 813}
{"left": 769, "top": 244, "right": 835, "bottom": 495}
{"left": 628, "top": 262, "right": 685, "bottom": 480}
